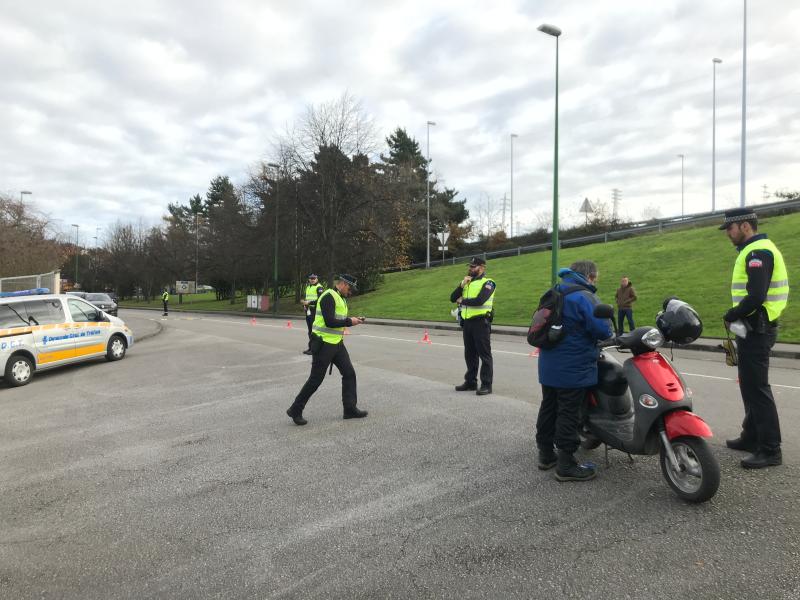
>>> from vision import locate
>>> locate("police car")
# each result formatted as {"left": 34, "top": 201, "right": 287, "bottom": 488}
{"left": 0, "top": 290, "right": 134, "bottom": 387}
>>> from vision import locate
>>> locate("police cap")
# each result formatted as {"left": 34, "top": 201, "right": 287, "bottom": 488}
{"left": 719, "top": 207, "right": 758, "bottom": 230}
{"left": 337, "top": 273, "right": 358, "bottom": 290}
{"left": 468, "top": 256, "right": 486, "bottom": 267}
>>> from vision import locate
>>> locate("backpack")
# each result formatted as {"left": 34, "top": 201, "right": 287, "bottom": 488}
{"left": 527, "top": 285, "right": 579, "bottom": 349}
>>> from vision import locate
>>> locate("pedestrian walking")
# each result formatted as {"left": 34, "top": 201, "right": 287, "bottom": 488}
{"left": 720, "top": 208, "right": 789, "bottom": 468}
{"left": 535, "top": 261, "right": 613, "bottom": 482}
{"left": 286, "top": 274, "right": 368, "bottom": 426}
{"left": 301, "top": 273, "right": 324, "bottom": 355}
{"left": 614, "top": 276, "right": 637, "bottom": 334}
{"left": 451, "top": 256, "right": 496, "bottom": 395}
{"left": 161, "top": 288, "right": 169, "bottom": 316}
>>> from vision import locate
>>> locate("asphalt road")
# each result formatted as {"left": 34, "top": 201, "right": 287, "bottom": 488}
{"left": 2, "top": 309, "right": 800, "bottom": 599}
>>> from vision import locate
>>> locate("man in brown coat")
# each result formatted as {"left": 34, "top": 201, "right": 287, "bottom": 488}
{"left": 615, "top": 276, "right": 637, "bottom": 334}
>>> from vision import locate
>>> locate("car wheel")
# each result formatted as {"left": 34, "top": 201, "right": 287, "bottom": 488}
{"left": 106, "top": 335, "right": 127, "bottom": 361}
{"left": 5, "top": 354, "right": 34, "bottom": 387}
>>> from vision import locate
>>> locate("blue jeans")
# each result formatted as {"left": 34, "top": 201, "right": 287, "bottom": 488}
{"left": 617, "top": 308, "right": 635, "bottom": 334}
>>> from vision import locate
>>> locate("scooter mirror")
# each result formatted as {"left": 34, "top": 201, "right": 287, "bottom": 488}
{"left": 593, "top": 304, "right": 614, "bottom": 319}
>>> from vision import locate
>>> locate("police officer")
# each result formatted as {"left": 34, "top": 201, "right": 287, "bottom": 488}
{"left": 721, "top": 208, "right": 789, "bottom": 468}
{"left": 161, "top": 288, "right": 169, "bottom": 316}
{"left": 450, "top": 257, "right": 496, "bottom": 395}
{"left": 301, "top": 273, "right": 324, "bottom": 355}
{"left": 286, "top": 274, "right": 368, "bottom": 425}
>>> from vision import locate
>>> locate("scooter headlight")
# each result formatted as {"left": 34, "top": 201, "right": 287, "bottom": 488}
{"left": 641, "top": 328, "right": 664, "bottom": 349}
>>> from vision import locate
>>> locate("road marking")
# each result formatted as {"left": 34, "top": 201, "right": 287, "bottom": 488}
{"left": 682, "top": 371, "right": 800, "bottom": 390}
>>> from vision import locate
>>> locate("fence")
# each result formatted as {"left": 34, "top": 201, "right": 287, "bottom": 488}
{"left": 0, "top": 271, "right": 61, "bottom": 294}
{"left": 385, "top": 197, "right": 800, "bottom": 272}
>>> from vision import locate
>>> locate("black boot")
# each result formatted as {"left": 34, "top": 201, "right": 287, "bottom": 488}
{"left": 741, "top": 448, "right": 782, "bottom": 469}
{"left": 286, "top": 404, "right": 307, "bottom": 426}
{"left": 476, "top": 384, "right": 492, "bottom": 396}
{"left": 726, "top": 436, "right": 757, "bottom": 452}
{"left": 554, "top": 450, "right": 596, "bottom": 482}
{"left": 537, "top": 447, "right": 557, "bottom": 470}
{"left": 343, "top": 406, "right": 368, "bottom": 419}
{"left": 455, "top": 382, "right": 477, "bottom": 392}
{"left": 302, "top": 349, "right": 313, "bottom": 355}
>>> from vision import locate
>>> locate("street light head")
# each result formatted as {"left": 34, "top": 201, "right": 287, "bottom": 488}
{"left": 71, "top": 223, "right": 79, "bottom": 228}
{"left": 21, "top": 190, "right": 32, "bottom": 195}
{"left": 427, "top": 120, "right": 436, "bottom": 126}
{"left": 267, "top": 162, "right": 280, "bottom": 169}
{"left": 538, "top": 24, "right": 562, "bottom": 37}
{"left": 677, "top": 154, "right": 684, "bottom": 159}
{"left": 510, "top": 133, "right": 518, "bottom": 139}
{"left": 713, "top": 58, "right": 722, "bottom": 63}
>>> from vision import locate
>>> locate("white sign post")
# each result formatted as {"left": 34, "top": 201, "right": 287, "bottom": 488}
{"left": 436, "top": 231, "right": 450, "bottom": 262}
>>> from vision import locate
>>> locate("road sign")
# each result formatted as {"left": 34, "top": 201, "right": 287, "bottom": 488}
{"left": 175, "top": 280, "right": 196, "bottom": 294}
{"left": 438, "top": 246, "right": 448, "bottom": 251}
{"left": 436, "top": 231, "right": 450, "bottom": 244}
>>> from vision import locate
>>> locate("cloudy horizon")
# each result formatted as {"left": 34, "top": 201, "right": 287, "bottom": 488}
{"left": 2, "top": 0, "right": 799, "bottom": 243}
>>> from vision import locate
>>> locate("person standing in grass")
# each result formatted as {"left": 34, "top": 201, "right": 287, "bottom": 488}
{"left": 614, "top": 276, "right": 637, "bottom": 335}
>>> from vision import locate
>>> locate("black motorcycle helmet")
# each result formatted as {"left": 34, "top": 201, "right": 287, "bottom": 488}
{"left": 656, "top": 297, "right": 703, "bottom": 345}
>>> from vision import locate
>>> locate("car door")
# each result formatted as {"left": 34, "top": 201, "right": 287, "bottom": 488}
{"left": 23, "top": 299, "right": 76, "bottom": 367}
{"left": 66, "top": 298, "right": 108, "bottom": 359}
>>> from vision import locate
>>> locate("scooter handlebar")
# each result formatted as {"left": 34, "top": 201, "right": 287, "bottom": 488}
{"left": 598, "top": 336, "right": 619, "bottom": 348}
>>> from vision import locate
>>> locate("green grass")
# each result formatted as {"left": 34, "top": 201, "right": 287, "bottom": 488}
{"left": 121, "top": 292, "right": 305, "bottom": 315}
{"left": 346, "top": 213, "right": 800, "bottom": 342}
{"left": 119, "top": 213, "right": 800, "bottom": 341}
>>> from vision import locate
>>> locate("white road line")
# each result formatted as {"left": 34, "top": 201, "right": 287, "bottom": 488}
{"left": 682, "top": 371, "right": 800, "bottom": 390}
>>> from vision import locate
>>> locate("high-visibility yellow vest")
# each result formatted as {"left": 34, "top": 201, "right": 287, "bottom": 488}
{"left": 461, "top": 277, "right": 495, "bottom": 320}
{"left": 312, "top": 289, "right": 348, "bottom": 344}
{"left": 162, "top": 291, "right": 169, "bottom": 302}
{"left": 731, "top": 237, "right": 789, "bottom": 322}
{"left": 304, "top": 284, "right": 321, "bottom": 304}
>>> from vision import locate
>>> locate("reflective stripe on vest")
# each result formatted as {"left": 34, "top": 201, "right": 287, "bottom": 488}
{"left": 731, "top": 238, "right": 789, "bottom": 322}
{"left": 312, "top": 289, "right": 348, "bottom": 343}
{"left": 305, "top": 285, "right": 320, "bottom": 302}
{"left": 461, "top": 277, "right": 495, "bottom": 320}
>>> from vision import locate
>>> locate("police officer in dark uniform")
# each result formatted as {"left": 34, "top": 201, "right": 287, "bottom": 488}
{"left": 286, "top": 274, "right": 368, "bottom": 426}
{"left": 301, "top": 273, "right": 324, "bottom": 355}
{"left": 721, "top": 208, "right": 790, "bottom": 468}
{"left": 450, "top": 257, "right": 496, "bottom": 395}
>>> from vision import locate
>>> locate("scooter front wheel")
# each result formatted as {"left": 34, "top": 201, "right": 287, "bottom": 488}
{"left": 659, "top": 436, "right": 720, "bottom": 503}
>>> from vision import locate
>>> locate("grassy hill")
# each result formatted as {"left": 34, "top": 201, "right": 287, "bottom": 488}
{"left": 347, "top": 213, "right": 800, "bottom": 342}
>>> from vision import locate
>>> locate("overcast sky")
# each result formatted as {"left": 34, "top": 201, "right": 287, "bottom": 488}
{"left": 2, "top": 0, "right": 799, "bottom": 242}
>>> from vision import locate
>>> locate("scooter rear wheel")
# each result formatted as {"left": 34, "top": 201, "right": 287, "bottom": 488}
{"left": 659, "top": 436, "right": 720, "bottom": 503}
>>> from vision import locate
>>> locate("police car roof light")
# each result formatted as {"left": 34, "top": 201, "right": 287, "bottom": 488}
{"left": 0, "top": 288, "right": 51, "bottom": 298}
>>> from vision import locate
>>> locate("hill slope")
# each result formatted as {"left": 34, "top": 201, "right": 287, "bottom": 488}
{"left": 348, "top": 213, "right": 800, "bottom": 341}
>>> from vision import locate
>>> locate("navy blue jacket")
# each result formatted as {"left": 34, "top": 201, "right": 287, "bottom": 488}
{"left": 537, "top": 269, "right": 613, "bottom": 388}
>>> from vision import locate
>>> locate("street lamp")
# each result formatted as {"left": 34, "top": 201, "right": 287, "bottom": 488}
{"left": 538, "top": 23, "right": 561, "bottom": 286}
{"left": 510, "top": 134, "right": 518, "bottom": 238}
{"left": 740, "top": 0, "right": 747, "bottom": 207}
{"left": 20, "top": 190, "right": 32, "bottom": 203}
{"left": 712, "top": 58, "right": 722, "bottom": 212}
{"left": 426, "top": 120, "right": 436, "bottom": 269}
{"left": 677, "top": 154, "right": 685, "bottom": 216}
{"left": 71, "top": 224, "right": 80, "bottom": 286}
{"left": 268, "top": 162, "right": 281, "bottom": 313}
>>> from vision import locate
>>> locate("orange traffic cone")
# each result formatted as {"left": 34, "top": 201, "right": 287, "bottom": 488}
{"left": 285, "top": 320, "right": 293, "bottom": 329}
{"left": 250, "top": 316, "right": 256, "bottom": 325}
{"left": 528, "top": 348, "right": 540, "bottom": 357}
{"left": 418, "top": 330, "right": 432, "bottom": 344}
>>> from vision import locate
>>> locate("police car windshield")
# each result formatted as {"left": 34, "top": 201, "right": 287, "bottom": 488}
{"left": 87, "top": 294, "right": 112, "bottom": 302}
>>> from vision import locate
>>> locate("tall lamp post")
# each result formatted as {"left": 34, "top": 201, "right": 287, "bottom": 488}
{"left": 740, "top": 0, "right": 747, "bottom": 207}
{"left": 712, "top": 58, "right": 722, "bottom": 212}
{"left": 268, "top": 162, "right": 281, "bottom": 313}
{"left": 538, "top": 23, "right": 561, "bottom": 285}
{"left": 20, "top": 190, "right": 32, "bottom": 203}
{"left": 425, "top": 120, "right": 436, "bottom": 268}
{"left": 677, "top": 154, "right": 685, "bottom": 216}
{"left": 71, "top": 224, "right": 80, "bottom": 286}
{"left": 510, "top": 133, "right": 518, "bottom": 238}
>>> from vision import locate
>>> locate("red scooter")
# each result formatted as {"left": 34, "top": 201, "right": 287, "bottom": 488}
{"left": 580, "top": 300, "right": 720, "bottom": 503}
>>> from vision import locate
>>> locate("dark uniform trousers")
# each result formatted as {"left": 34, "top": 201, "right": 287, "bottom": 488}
{"left": 536, "top": 386, "right": 584, "bottom": 454}
{"left": 305, "top": 307, "right": 316, "bottom": 348}
{"left": 293, "top": 340, "right": 357, "bottom": 410}
{"left": 737, "top": 325, "right": 781, "bottom": 450}
{"left": 462, "top": 316, "right": 493, "bottom": 385}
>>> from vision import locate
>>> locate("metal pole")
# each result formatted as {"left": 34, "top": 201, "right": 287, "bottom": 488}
{"left": 71, "top": 224, "right": 80, "bottom": 285}
{"left": 551, "top": 35, "right": 560, "bottom": 286}
{"left": 712, "top": 58, "right": 721, "bottom": 212}
{"left": 273, "top": 175, "right": 280, "bottom": 313}
{"left": 510, "top": 134, "right": 518, "bottom": 238}
{"left": 195, "top": 213, "right": 199, "bottom": 291}
{"left": 426, "top": 121, "right": 436, "bottom": 268}
{"left": 676, "top": 154, "right": 685, "bottom": 216}
{"left": 740, "top": 0, "right": 747, "bottom": 207}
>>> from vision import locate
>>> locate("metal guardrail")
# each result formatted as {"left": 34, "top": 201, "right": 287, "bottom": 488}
{"left": 0, "top": 270, "right": 61, "bottom": 293}
{"left": 385, "top": 197, "right": 800, "bottom": 272}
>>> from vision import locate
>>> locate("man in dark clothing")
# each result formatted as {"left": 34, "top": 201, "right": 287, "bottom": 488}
{"left": 450, "top": 256, "right": 496, "bottom": 395}
{"left": 535, "top": 260, "right": 613, "bottom": 482}
{"left": 301, "top": 273, "right": 324, "bottom": 355}
{"left": 614, "top": 276, "right": 637, "bottom": 334}
{"left": 720, "top": 208, "right": 789, "bottom": 468}
{"left": 286, "top": 274, "right": 367, "bottom": 426}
